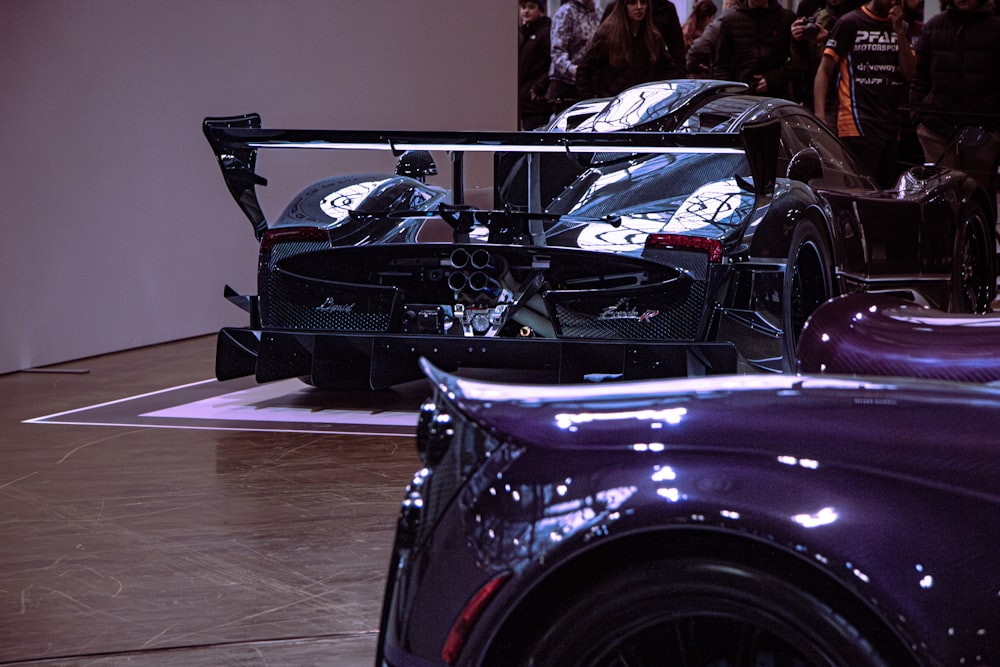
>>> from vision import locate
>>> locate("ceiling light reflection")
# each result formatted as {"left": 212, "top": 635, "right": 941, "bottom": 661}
{"left": 657, "top": 487, "right": 683, "bottom": 502}
{"left": 777, "top": 455, "right": 821, "bottom": 470}
{"left": 651, "top": 465, "right": 677, "bottom": 481}
{"left": 556, "top": 407, "right": 687, "bottom": 430}
{"left": 792, "top": 506, "right": 838, "bottom": 528}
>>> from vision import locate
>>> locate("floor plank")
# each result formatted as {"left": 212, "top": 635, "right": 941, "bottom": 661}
{"left": 0, "top": 336, "right": 418, "bottom": 665}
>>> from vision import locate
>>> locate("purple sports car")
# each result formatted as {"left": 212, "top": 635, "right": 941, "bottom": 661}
{"left": 796, "top": 292, "right": 1000, "bottom": 383}
{"left": 377, "top": 362, "right": 1000, "bottom": 666}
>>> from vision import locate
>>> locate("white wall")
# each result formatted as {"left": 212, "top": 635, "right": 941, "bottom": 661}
{"left": 0, "top": 0, "right": 515, "bottom": 375}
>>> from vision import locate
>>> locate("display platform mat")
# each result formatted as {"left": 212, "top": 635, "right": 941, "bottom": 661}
{"left": 24, "top": 376, "right": 428, "bottom": 436}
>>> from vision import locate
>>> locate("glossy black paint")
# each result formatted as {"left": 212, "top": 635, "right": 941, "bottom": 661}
{"left": 205, "top": 80, "right": 996, "bottom": 389}
{"left": 378, "top": 367, "right": 1000, "bottom": 666}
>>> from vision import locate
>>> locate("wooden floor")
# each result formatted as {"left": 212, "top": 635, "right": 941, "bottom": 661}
{"left": 0, "top": 336, "right": 423, "bottom": 666}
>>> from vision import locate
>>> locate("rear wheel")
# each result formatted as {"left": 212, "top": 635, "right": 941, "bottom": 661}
{"left": 949, "top": 202, "right": 994, "bottom": 313}
{"left": 495, "top": 558, "right": 890, "bottom": 667}
{"left": 783, "top": 221, "right": 834, "bottom": 368}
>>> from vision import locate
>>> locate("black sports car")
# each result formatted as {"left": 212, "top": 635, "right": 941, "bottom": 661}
{"left": 204, "top": 80, "right": 996, "bottom": 389}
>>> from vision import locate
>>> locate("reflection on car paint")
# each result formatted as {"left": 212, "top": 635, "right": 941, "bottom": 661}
{"left": 207, "top": 80, "right": 995, "bottom": 387}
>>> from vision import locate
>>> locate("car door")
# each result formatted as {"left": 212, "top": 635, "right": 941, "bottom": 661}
{"left": 779, "top": 110, "right": 926, "bottom": 280}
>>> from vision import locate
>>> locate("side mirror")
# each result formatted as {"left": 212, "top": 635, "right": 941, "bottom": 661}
{"left": 787, "top": 147, "right": 824, "bottom": 184}
{"left": 395, "top": 150, "right": 437, "bottom": 182}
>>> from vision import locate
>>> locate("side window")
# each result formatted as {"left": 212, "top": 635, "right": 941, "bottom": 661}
{"left": 776, "top": 122, "right": 801, "bottom": 177}
{"left": 781, "top": 114, "right": 876, "bottom": 191}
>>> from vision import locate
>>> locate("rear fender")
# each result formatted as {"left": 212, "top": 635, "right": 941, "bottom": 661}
{"left": 744, "top": 183, "right": 831, "bottom": 262}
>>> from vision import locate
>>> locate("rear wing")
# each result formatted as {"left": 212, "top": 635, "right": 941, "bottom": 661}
{"left": 203, "top": 114, "right": 780, "bottom": 241}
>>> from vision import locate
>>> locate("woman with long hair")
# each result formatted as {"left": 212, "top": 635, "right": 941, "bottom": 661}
{"left": 576, "top": 0, "right": 684, "bottom": 99}
{"left": 682, "top": 0, "right": 718, "bottom": 50}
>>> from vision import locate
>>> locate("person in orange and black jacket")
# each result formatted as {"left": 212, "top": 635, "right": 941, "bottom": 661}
{"left": 814, "top": 0, "right": 916, "bottom": 187}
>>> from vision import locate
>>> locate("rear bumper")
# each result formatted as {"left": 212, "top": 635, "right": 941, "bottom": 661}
{"left": 216, "top": 327, "right": 738, "bottom": 390}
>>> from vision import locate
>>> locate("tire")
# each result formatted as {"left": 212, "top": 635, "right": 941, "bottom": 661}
{"left": 783, "top": 221, "right": 834, "bottom": 367}
{"left": 502, "top": 558, "right": 889, "bottom": 667}
{"left": 948, "top": 201, "right": 994, "bottom": 314}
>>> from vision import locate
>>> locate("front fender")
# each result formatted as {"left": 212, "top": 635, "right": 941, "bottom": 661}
{"left": 465, "top": 446, "right": 997, "bottom": 666}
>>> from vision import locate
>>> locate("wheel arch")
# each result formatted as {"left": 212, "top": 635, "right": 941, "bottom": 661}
{"left": 484, "top": 526, "right": 919, "bottom": 666}
{"left": 952, "top": 188, "right": 998, "bottom": 312}
{"left": 965, "top": 187, "right": 997, "bottom": 278}
{"left": 746, "top": 188, "right": 837, "bottom": 270}
{"left": 962, "top": 172, "right": 998, "bottom": 224}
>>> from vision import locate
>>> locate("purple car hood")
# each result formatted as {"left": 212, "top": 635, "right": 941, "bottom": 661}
{"left": 421, "top": 362, "right": 1000, "bottom": 502}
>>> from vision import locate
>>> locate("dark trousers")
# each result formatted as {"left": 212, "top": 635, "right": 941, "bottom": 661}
{"left": 918, "top": 123, "right": 1000, "bottom": 207}
{"left": 841, "top": 135, "right": 900, "bottom": 189}
{"left": 546, "top": 79, "right": 579, "bottom": 115}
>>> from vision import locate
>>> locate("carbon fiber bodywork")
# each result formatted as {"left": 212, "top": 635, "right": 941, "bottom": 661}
{"left": 205, "top": 80, "right": 996, "bottom": 389}
{"left": 797, "top": 292, "right": 1000, "bottom": 382}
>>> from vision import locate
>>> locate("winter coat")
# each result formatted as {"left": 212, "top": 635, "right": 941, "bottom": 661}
{"left": 652, "top": 0, "right": 689, "bottom": 64}
{"left": 711, "top": 0, "right": 796, "bottom": 98}
{"left": 519, "top": 16, "right": 552, "bottom": 115}
{"left": 910, "top": 0, "right": 1000, "bottom": 135}
{"left": 576, "top": 33, "right": 685, "bottom": 99}
{"left": 686, "top": 12, "right": 725, "bottom": 76}
{"left": 549, "top": 0, "right": 601, "bottom": 86}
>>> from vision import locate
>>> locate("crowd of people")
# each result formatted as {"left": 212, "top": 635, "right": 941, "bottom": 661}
{"left": 519, "top": 0, "right": 1000, "bottom": 186}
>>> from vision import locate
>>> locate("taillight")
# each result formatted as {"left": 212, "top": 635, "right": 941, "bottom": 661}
{"left": 259, "top": 226, "right": 329, "bottom": 253}
{"left": 442, "top": 574, "right": 510, "bottom": 665}
{"left": 646, "top": 233, "right": 723, "bottom": 263}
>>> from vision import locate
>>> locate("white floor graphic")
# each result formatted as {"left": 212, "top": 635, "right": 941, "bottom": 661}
{"left": 25, "top": 378, "right": 421, "bottom": 436}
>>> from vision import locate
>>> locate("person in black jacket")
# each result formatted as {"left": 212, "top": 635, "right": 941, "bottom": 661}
{"left": 519, "top": 0, "right": 553, "bottom": 130}
{"left": 712, "top": 0, "right": 796, "bottom": 97}
{"left": 686, "top": 0, "right": 739, "bottom": 76}
{"left": 909, "top": 0, "right": 1000, "bottom": 170}
{"left": 577, "top": 0, "right": 685, "bottom": 99}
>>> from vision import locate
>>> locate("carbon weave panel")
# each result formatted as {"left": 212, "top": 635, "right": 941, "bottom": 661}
{"left": 267, "top": 241, "right": 330, "bottom": 269}
{"left": 416, "top": 417, "right": 504, "bottom": 548}
{"left": 261, "top": 270, "right": 398, "bottom": 331}
{"left": 553, "top": 280, "right": 706, "bottom": 340}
